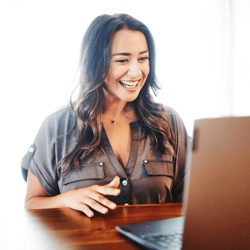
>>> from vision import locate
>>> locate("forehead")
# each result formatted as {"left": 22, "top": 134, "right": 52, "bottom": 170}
{"left": 111, "top": 29, "right": 148, "bottom": 54}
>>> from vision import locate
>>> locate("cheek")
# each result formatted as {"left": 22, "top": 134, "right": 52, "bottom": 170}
{"left": 104, "top": 67, "right": 120, "bottom": 84}
{"left": 142, "top": 63, "right": 150, "bottom": 79}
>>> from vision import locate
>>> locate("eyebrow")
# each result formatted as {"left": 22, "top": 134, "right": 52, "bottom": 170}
{"left": 112, "top": 50, "right": 149, "bottom": 57}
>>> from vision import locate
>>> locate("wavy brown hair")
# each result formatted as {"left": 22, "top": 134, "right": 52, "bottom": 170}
{"left": 59, "top": 14, "right": 175, "bottom": 172}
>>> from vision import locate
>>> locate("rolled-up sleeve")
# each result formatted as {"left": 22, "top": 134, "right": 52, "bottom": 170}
{"left": 21, "top": 115, "right": 60, "bottom": 196}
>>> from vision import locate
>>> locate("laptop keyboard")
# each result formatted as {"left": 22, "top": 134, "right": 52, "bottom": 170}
{"left": 141, "top": 232, "right": 183, "bottom": 250}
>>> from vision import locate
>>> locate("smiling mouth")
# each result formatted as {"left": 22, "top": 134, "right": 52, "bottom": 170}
{"left": 119, "top": 80, "right": 139, "bottom": 88}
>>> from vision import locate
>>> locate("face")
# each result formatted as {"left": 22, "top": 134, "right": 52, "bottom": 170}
{"left": 104, "top": 29, "right": 150, "bottom": 103}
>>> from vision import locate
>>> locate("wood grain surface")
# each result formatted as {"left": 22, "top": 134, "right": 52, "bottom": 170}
{"left": 2, "top": 203, "right": 182, "bottom": 250}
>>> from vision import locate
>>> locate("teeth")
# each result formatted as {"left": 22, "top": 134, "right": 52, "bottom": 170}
{"left": 119, "top": 80, "right": 139, "bottom": 88}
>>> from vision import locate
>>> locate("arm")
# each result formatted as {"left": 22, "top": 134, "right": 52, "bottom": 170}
{"left": 25, "top": 171, "right": 120, "bottom": 217}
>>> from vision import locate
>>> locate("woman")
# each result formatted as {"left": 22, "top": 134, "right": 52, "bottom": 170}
{"left": 22, "top": 14, "right": 189, "bottom": 218}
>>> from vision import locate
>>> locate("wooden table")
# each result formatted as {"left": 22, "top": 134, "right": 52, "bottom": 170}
{"left": 2, "top": 203, "right": 182, "bottom": 250}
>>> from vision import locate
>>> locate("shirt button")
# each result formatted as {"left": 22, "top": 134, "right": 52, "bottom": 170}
{"left": 122, "top": 180, "right": 128, "bottom": 186}
{"left": 29, "top": 147, "right": 34, "bottom": 153}
{"left": 99, "top": 162, "right": 103, "bottom": 166}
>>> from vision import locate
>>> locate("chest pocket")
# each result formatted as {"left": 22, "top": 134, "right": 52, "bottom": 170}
{"left": 143, "top": 160, "right": 174, "bottom": 178}
{"left": 143, "top": 136, "right": 174, "bottom": 178}
{"left": 62, "top": 163, "right": 105, "bottom": 186}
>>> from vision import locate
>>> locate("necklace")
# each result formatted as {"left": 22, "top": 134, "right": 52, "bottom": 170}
{"left": 103, "top": 115, "right": 129, "bottom": 124}
{"left": 102, "top": 105, "right": 136, "bottom": 125}
{"left": 102, "top": 115, "right": 119, "bottom": 124}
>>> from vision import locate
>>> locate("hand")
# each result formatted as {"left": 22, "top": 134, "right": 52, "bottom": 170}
{"left": 62, "top": 176, "right": 121, "bottom": 217}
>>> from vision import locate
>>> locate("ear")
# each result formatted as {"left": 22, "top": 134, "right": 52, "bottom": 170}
{"left": 102, "top": 81, "right": 108, "bottom": 92}
{"left": 103, "top": 73, "right": 109, "bottom": 85}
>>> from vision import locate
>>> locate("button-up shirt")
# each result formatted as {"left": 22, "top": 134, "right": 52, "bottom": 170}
{"left": 21, "top": 106, "right": 189, "bottom": 205}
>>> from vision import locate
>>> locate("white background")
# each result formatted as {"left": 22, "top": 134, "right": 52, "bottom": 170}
{"left": 0, "top": 0, "right": 249, "bottom": 210}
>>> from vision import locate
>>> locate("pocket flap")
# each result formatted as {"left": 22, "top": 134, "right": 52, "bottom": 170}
{"left": 144, "top": 160, "right": 174, "bottom": 177}
{"left": 62, "top": 163, "right": 105, "bottom": 185}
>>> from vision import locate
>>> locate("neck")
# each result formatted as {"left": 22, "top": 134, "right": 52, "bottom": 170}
{"left": 101, "top": 88, "right": 136, "bottom": 124}
{"left": 102, "top": 89, "right": 130, "bottom": 117}
{"left": 103, "top": 101, "right": 129, "bottom": 117}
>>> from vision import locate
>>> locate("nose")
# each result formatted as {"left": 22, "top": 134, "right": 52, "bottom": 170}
{"left": 127, "top": 60, "right": 141, "bottom": 78}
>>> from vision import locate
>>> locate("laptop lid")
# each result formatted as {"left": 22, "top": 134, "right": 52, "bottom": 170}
{"left": 182, "top": 116, "right": 250, "bottom": 250}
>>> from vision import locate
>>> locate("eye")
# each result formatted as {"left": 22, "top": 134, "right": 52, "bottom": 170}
{"left": 139, "top": 56, "right": 149, "bottom": 62}
{"left": 116, "top": 59, "right": 129, "bottom": 63}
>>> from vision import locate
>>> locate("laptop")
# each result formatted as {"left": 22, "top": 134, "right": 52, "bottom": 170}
{"left": 116, "top": 117, "right": 250, "bottom": 250}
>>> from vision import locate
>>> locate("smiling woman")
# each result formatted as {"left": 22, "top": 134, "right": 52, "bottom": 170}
{"left": 21, "top": 13, "right": 190, "bottom": 218}
{"left": 104, "top": 29, "right": 150, "bottom": 103}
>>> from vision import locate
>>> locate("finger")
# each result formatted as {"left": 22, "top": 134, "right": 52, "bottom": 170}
{"left": 83, "top": 196, "right": 110, "bottom": 214}
{"left": 87, "top": 190, "right": 117, "bottom": 210}
{"left": 107, "top": 176, "right": 120, "bottom": 188}
{"left": 74, "top": 203, "right": 95, "bottom": 218}
{"left": 95, "top": 185, "right": 120, "bottom": 196}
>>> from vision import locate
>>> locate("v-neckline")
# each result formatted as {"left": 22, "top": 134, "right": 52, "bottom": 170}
{"left": 101, "top": 122, "right": 139, "bottom": 176}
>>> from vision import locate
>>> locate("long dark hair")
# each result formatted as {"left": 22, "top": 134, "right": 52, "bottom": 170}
{"left": 60, "top": 13, "right": 175, "bottom": 172}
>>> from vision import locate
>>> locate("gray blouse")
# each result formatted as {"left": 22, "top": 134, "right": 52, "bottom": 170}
{"left": 21, "top": 106, "right": 189, "bottom": 205}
